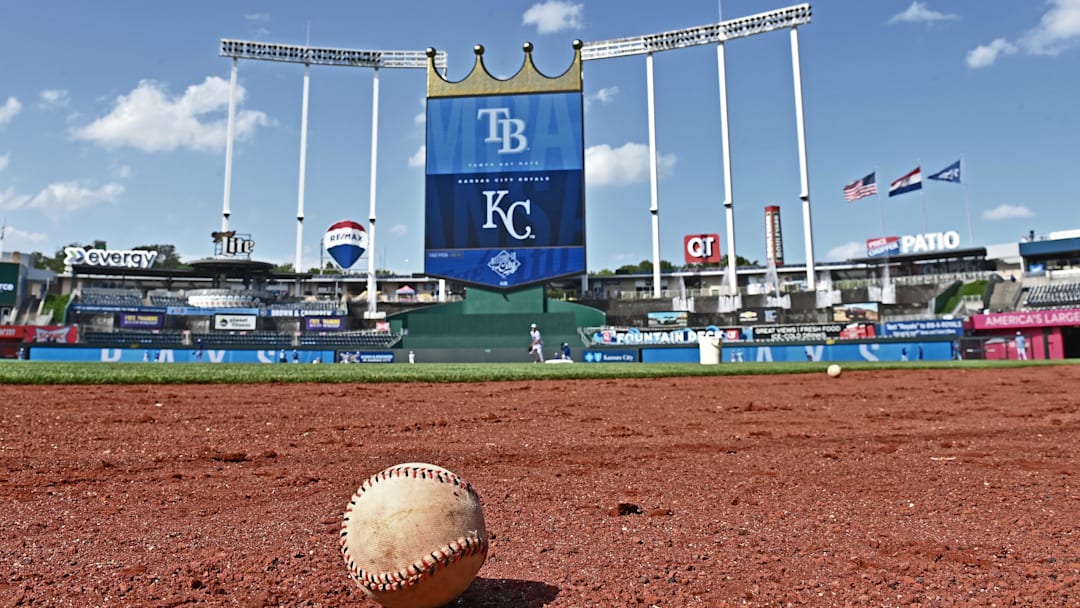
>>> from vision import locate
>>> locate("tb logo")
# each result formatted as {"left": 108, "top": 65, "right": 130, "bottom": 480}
{"left": 481, "top": 190, "right": 533, "bottom": 240}
{"left": 477, "top": 108, "right": 527, "bottom": 154}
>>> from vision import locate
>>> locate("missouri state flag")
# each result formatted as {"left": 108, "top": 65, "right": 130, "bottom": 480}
{"left": 888, "top": 166, "right": 922, "bottom": 197}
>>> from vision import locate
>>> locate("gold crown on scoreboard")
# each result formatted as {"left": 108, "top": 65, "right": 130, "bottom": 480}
{"left": 426, "top": 40, "right": 583, "bottom": 98}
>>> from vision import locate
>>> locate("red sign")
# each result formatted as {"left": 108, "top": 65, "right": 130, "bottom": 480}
{"left": 684, "top": 234, "right": 721, "bottom": 264}
{"left": 764, "top": 206, "right": 784, "bottom": 265}
{"left": 24, "top": 326, "right": 79, "bottom": 343}
{"left": 0, "top": 325, "right": 25, "bottom": 340}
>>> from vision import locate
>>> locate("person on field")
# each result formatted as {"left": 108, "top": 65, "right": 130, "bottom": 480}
{"left": 1015, "top": 331, "right": 1028, "bottom": 360}
{"left": 529, "top": 323, "right": 544, "bottom": 363}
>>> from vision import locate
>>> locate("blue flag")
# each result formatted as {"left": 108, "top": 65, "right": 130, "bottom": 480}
{"left": 927, "top": 160, "right": 961, "bottom": 184}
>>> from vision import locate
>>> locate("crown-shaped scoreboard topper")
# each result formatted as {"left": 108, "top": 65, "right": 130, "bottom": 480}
{"left": 426, "top": 40, "right": 583, "bottom": 98}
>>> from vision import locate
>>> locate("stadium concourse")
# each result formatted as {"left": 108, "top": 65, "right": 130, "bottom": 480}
{"left": 3, "top": 228, "right": 1080, "bottom": 362}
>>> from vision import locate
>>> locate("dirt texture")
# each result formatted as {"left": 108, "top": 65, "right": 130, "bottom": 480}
{"left": 1, "top": 367, "right": 1078, "bottom": 607}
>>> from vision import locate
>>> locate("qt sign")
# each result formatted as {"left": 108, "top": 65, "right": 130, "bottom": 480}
{"left": 684, "top": 234, "right": 721, "bottom": 264}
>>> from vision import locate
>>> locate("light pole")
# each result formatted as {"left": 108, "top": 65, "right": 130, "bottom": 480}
{"left": 581, "top": 4, "right": 813, "bottom": 297}
{"left": 218, "top": 39, "right": 447, "bottom": 312}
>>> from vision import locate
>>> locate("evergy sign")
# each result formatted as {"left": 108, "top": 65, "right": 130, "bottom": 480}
{"left": 64, "top": 247, "right": 158, "bottom": 269}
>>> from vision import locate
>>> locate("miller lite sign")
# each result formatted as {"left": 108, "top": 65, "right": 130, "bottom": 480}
{"left": 211, "top": 231, "right": 255, "bottom": 258}
{"left": 684, "top": 234, "right": 721, "bottom": 264}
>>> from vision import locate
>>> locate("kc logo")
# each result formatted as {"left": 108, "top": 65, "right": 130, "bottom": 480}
{"left": 481, "top": 190, "right": 533, "bottom": 240}
{"left": 477, "top": 108, "right": 527, "bottom": 154}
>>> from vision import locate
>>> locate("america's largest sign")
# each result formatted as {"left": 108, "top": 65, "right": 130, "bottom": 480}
{"left": 424, "top": 44, "right": 585, "bottom": 290}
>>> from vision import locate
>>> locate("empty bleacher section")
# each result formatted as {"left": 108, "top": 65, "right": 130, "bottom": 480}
{"left": 299, "top": 330, "right": 400, "bottom": 348}
{"left": 82, "top": 330, "right": 185, "bottom": 347}
{"left": 1024, "top": 282, "right": 1080, "bottom": 308}
{"left": 267, "top": 299, "right": 342, "bottom": 314}
{"left": 193, "top": 332, "right": 294, "bottom": 348}
{"left": 148, "top": 291, "right": 188, "bottom": 307}
{"left": 79, "top": 288, "right": 144, "bottom": 307}
{"left": 186, "top": 289, "right": 259, "bottom": 308}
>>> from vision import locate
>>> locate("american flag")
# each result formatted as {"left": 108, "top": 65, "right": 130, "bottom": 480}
{"left": 843, "top": 172, "right": 877, "bottom": 202}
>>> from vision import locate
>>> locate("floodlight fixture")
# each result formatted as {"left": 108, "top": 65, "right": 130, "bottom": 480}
{"left": 581, "top": 4, "right": 816, "bottom": 296}
{"left": 218, "top": 39, "right": 446, "bottom": 308}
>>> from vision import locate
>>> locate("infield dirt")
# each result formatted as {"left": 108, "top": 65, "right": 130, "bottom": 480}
{"left": 1, "top": 366, "right": 1077, "bottom": 606}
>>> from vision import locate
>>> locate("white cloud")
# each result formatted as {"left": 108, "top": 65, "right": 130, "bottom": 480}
{"left": 408, "top": 145, "right": 425, "bottom": 168}
{"left": 967, "top": 0, "right": 1080, "bottom": 68}
{"left": 72, "top": 77, "right": 270, "bottom": 153}
{"left": 967, "top": 38, "right": 1018, "bottom": 68}
{"left": 0, "top": 187, "right": 31, "bottom": 211}
{"left": 40, "top": 89, "right": 70, "bottom": 109}
{"left": 826, "top": 241, "right": 865, "bottom": 261}
{"left": 586, "top": 86, "right": 619, "bottom": 107}
{"left": 0, "top": 224, "right": 48, "bottom": 249}
{"left": 244, "top": 13, "right": 270, "bottom": 22}
{"left": 22, "top": 182, "right": 125, "bottom": 218}
{"left": 522, "top": 0, "right": 584, "bottom": 34}
{"left": 983, "top": 204, "right": 1033, "bottom": 221}
{"left": 389, "top": 224, "right": 407, "bottom": 237}
{"left": 1019, "top": 0, "right": 1080, "bottom": 55}
{"left": 0, "top": 97, "right": 22, "bottom": 125}
{"left": 0, "top": 153, "right": 9, "bottom": 172}
{"left": 585, "top": 142, "right": 676, "bottom": 186}
{"left": 889, "top": 2, "right": 958, "bottom": 24}
{"left": 113, "top": 163, "right": 133, "bottom": 179}
{"left": 414, "top": 98, "right": 426, "bottom": 126}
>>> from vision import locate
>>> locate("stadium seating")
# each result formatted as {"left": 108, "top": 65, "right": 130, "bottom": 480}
{"left": 266, "top": 300, "right": 342, "bottom": 313}
{"left": 1025, "top": 282, "right": 1080, "bottom": 308}
{"left": 82, "top": 330, "right": 185, "bottom": 347}
{"left": 148, "top": 292, "right": 188, "bottom": 307}
{"left": 298, "top": 331, "right": 400, "bottom": 348}
{"left": 193, "top": 332, "right": 294, "bottom": 347}
{"left": 80, "top": 288, "right": 145, "bottom": 308}
{"left": 186, "top": 289, "right": 259, "bottom": 308}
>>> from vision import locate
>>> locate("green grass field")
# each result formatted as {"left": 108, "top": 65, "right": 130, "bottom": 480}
{"left": 0, "top": 359, "right": 1067, "bottom": 385}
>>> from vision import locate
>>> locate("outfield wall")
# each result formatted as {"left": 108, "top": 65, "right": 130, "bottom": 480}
{"left": 28, "top": 339, "right": 954, "bottom": 364}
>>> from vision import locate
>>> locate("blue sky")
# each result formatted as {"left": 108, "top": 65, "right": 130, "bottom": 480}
{"left": 1, "top": 1, "right": 1078, "bottom": 274}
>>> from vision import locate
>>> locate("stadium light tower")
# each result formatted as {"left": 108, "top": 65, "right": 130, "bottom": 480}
{"left": 219, "top": 40, "right": 448, "bottom": 312}
{"left": 581, "top": 3, "right": 814, "bottom": 296}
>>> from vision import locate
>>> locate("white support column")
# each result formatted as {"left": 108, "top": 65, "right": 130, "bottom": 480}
{"left": 295, "top": 62, "right": 311, "bottom": 295}
{"left": 221, "top": 57, "right": 238, "bottom": 233}
{"left": 717, "top": 41, "right": 737, "bottom": 295}
{"left": 790, "top": 27, "right": 815, "bottom": 291}
{"left": 366, "top": 67, "right": 381, "bottom": 315}
{"left": 646, "top": 52, "right": 662, "bottom": 299}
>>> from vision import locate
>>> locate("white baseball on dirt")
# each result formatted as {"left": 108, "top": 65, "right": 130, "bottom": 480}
{"left": 827, "top": 364, "right": 843, "bottom": 378}
{"left": 340, "top": 462, "right": 487, "bottom": 608}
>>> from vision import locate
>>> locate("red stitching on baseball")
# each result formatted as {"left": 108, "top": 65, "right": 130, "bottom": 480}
{"left": 340, "top": 464, "right": 487, "bottom": 593}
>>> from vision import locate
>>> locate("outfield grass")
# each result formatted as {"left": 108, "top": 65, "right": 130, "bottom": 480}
{"left": 0, "top": 359, "right": 1069, "bottom": 385}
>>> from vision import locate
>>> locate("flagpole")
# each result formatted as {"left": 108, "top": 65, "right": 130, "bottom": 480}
{"left": 961, "top": 154, "right": 975, "bottom": 247}
{"left": 918, "top": 160, "right": 927, "bottom": 234}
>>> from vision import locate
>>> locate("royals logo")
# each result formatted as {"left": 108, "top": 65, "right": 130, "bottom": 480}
{"left": 481, "top": 190, "right": 533, "bottom": 240}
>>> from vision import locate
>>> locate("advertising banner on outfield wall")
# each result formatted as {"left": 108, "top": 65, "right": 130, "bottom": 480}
{"left": 971, "top": 308, "right": 1080, "bottom": 330}
{"left": 213, "top": 314, "right": 257, "bottom": 331}
{"left": 24, "top": 326, "right": 78, "bottom": 343}
{"left": 0, "top": 262, "right": 19, "bottom": 307}
{"left": 305, "top": 317, "right": 343, "bottom": 331}
{"left": 750, "top": 323, "right": 847, "bottom": 342}
{"left": 424, "top": 58, "right": 585, "bottom": 289}
{"left": 881, "top": 319, "right": 964, "bottom": 337}
{"left": 119, "top": 312, "right": 165, "bottom": 330}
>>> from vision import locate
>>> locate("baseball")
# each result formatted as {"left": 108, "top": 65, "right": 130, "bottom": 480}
{"left": 340, "top": 463, "right": 488, "bottom": 608}
{"left": 827, "top": 364, "right": 842, "bottom": 378}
